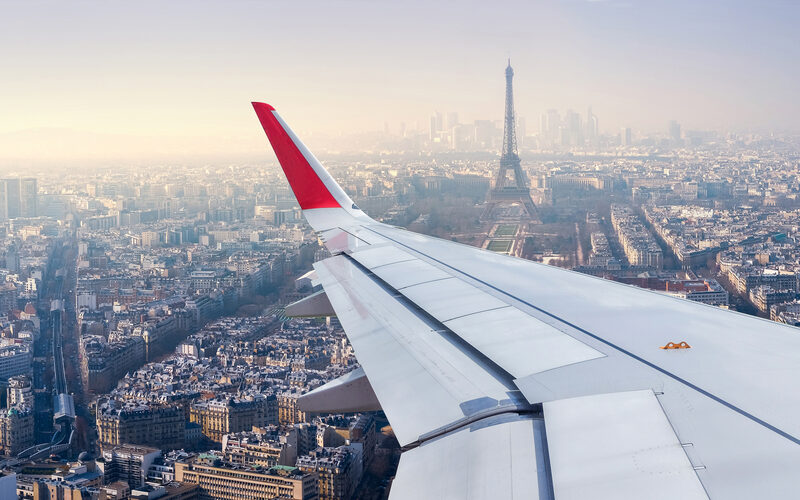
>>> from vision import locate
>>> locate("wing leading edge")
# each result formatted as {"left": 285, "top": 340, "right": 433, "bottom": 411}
{"left": 253, "top": 103, "right": 800, "bottom": 499}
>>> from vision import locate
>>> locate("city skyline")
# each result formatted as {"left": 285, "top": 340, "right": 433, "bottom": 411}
{"left": 1, "top": 2, "right": 799, "bottom": 498}
{"left": 1, "top": 1, "right": 799, "bottom": 164}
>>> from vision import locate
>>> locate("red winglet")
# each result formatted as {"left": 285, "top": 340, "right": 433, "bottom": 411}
{"left": 252, "top": 102, "right": 341, "bottom": 210}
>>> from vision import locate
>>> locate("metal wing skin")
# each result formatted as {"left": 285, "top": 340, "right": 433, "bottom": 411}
{"left": 252, "top": 102, "right": 800, "bottom": 500}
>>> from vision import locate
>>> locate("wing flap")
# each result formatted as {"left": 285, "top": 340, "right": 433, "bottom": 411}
{"left": 445, "top": 307, "right": 604, "bottom": 379}
{"left": 389, "top": 415, "right": 549, "bottom": 500}
{"left": 369, "top": 258, "right": 453, "bottom": 289}
{"left": 348, "top": 244, "right": 415, "bottom": 268}
{"left": 544, "top": 390, "right": 708, "bottom": 500}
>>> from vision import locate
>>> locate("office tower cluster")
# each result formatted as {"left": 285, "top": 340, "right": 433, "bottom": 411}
{"left": 0, "top": 178, "right": 38, "bottom": 220}
{"left": 539, "top": 107, "right": 599, "bottom": 148}
{"left": 429, "top": 110, "right": 504, "bottom": 151}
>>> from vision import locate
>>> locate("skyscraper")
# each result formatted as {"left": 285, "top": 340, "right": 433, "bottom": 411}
{"left": 621, "top": 127, "right": 632, "bottom": 146}
{"left": 19, "top": 178, "right": 38, "bottom": 218}
{"left": 445, "top": 111, "right": 459, "bottom": 131}
{"left": 669, "top": 120, "right": 682, "bottom": 145}
{"left": 429, "top": 111, "right": 444, "bottom": 141}
{"left": 2, "top": 179, "right": 21, "bottom": 219}
{"left": 586, "top": 107, "right": 598, "bottom": 143}
{"left": 563, "top": 109, "right": 582, "bottom": 146}
{"left": 540, "top": 109, "right": 562, "bottom": 147}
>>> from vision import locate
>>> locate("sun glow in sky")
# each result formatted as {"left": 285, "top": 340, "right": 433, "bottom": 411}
{"left": 1, "top": 0, "right": 798, "bottom": 163}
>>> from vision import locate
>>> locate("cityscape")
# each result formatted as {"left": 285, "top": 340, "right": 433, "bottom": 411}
{"left": 2, "top": 1, "right": 799, "bottom": 499}
{"left": 0, "top": 63, "right": 797, "bottom": 498}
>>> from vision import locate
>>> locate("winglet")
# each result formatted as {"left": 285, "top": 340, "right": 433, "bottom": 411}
{"left": 252, "top": 102, "right": 346, "bottom": 210}
{"left": 253, "top": 102, "right": 275, "bottom": 112}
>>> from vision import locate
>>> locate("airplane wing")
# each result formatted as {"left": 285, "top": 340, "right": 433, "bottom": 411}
{"left": 252, "top": 102, "right": 800, "bottom": 500}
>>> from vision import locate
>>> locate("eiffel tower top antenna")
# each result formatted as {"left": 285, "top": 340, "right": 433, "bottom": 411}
{"left": 502, "top": 58, "right": 518, "bottom": 158}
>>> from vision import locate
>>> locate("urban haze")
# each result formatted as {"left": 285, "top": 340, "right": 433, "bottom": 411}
{"left": 0, "top": 1, "right": 798, "bottom": 499}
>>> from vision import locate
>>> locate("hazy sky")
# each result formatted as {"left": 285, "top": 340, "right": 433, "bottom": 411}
{"left": 1, "top": 0, "right": 798, "bottom": 163}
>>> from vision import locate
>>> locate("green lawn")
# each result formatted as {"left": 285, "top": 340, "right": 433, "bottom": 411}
{"left": 495, "top": 224, "right": 519, "bottom": 237}
{"left": 487, "top": 239, "right": 513, "bottom": 253}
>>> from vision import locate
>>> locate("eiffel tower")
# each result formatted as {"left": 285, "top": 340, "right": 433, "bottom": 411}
{"left": 485, "top": 60, "right": 538, "bottom": 220}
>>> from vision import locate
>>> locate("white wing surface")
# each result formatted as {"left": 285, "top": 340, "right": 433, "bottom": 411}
{"left": 253, "top": 102, "right": 800, "bottom": 499}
